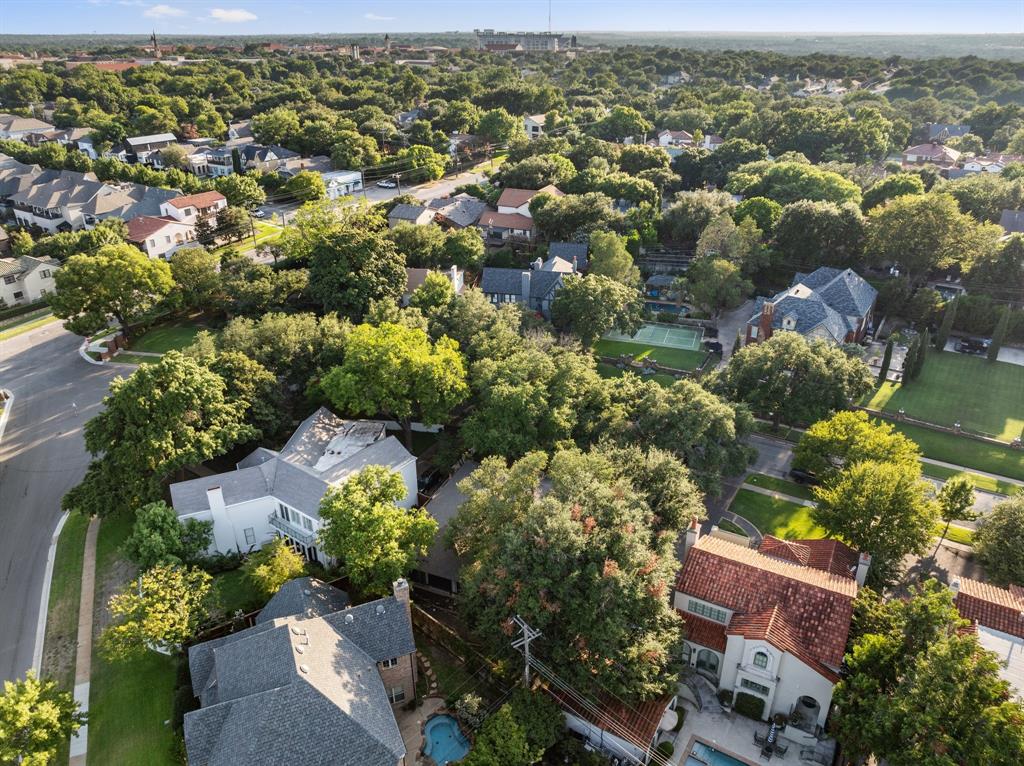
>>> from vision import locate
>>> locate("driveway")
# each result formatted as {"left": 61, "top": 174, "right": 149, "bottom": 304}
{"left": 0, "top": 322, "right": 117, "bottom": 682}
{"left": 714, "top": 299, "right": 755, "bottom": 365}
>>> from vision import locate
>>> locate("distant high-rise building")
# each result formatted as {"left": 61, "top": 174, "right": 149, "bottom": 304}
{"left": 474, "top": 29, "right": 569, "bottom": 52}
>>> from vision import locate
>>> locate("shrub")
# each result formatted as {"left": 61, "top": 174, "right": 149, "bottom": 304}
{"left": 657, "top": 310, "right": 679, "bottom": 323}
{"left": 734, "top": 691, "right": 766, "bottom": 720}
{"left": 718, "top": 689, "right": 734, "bottom": 706}
{"left": 455, "top": 692, "right": 487, "bottom": 729}
{"left": 656, "top": 741, "right": 674, "bottom": 758}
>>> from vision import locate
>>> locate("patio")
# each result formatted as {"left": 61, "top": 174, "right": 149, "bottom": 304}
{"left": 397, "top": 696, "right": 445, "bottom": 765}
{"left": 669, "top": 683, "right": 836, "bottom": 766}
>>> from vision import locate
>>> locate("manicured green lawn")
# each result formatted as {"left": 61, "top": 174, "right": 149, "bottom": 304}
{"left": 744, "top": 473, "right": 816, "bottom": 501}
{"left": 89, "top": 512, "right": 178, "bottom": 766}
{"left": 887, "top": 421, "right": 1024, "bottom": 483}
{"left": 728, "top": 489, "right": 827, "bottom": 540}
{"left": 210, "top": 220, "right": 282, "bottom": 256}
{"left": 110, "top": 353, "right": 158, "bottom": 365}
{"left": 596, "top": 362, "right": 678, "bottom": 387}
{"left": 864, "top": 353, "right": 1024, "bottom": 442}
{"left": 936, "top": 523, "right": 974, "bottom": 546}
{"left": 127, "top": 323, "right": 203, "bottom": 354}
{"left": 213, "top": 569, "right": 265, "bottom": 617}
{"left": 919, "top": 461, "right": 1020, "bottom": 496}
{"left": 0, "top": 311, "right": 59, "bottom": 340}
{"left": 593, "top": 338, "right": 707, "bottom": 371}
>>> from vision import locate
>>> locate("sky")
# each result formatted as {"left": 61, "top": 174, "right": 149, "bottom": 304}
{"left": 1, "top": 1, "right": 1022, "bottom": 36}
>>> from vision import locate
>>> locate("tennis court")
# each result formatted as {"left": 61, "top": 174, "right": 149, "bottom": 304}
{"left": 603, "top": 322, "right": 704, "bottom": 351}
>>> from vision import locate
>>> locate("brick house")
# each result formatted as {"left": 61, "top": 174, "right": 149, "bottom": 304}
{"left": 184, "top": 577, "right": 417, "bottom": 765}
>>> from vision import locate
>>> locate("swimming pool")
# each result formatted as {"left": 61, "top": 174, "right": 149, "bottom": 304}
{"left": 423, "top": 714, "right": 470, "bottom": 764}
{"left": 685, "top": 740, "right": 749, "bottom": 766}
{"left": 646, "top": 301, "right": 691, "bottom": 315}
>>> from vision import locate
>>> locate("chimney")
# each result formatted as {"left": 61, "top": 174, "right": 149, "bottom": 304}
{"left": 449, "top": 264, "right": 461, "bottom": 292}
{"left": 571, "top": 256, "right": 578, "bottom": 273}
{"left": 855, "top": 552, "right": 872, "bottom": 587}
{"left": 949, "top": 578, "right": 961, "bottom": 596}
{"left": 758, "top": 299, "right": 775, "bottom": 341}
{"left": 392, "top": 578, "right": 411, "bottom": 618}
{"left": 532, "top": 256, "right": 543, "bottom": 271}
{"left": 683, "top": 517, "right": 700, "bottom": 562}
{"left": 521, "top": 270, "right": 531, "bottom": 302}
{"left": 205, "top": 486, "right": 237, "bottom": 553}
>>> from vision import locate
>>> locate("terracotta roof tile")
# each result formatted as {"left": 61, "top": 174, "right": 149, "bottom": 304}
{"left": 125, "top": 214, "right": 185, "bottom": 242}
{"left": 727, "top": 605, "right": 841, "bottom": 683}
{"left": 496, "top": 185, "right": 562, "bottom": 209}
{"left": 758, "top": 536, "right": 858, "bottom": 580}
{"left": 676, "top": 536, "right": 857, "bottom": 668}
{"left": 678, "top": 611, "right": 727, "bottom": 652}
{"left": 954, "top": 578, "right": 1024, "bottom": 640}
{"left": 168, "top": 190, "right": 226, "bottom": 210}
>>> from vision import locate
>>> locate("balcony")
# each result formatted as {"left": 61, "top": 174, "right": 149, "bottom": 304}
{"left": 267, "top": 513, "right": 317, "bottom": 546}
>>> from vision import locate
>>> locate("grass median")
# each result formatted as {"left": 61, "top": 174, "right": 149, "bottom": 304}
{"left": 728, "top": 488, "right": 826, "bottom": 540}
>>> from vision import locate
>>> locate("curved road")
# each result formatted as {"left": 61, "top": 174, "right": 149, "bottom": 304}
{"left": 0, "top": 321, "right": 117, "bottom": 683}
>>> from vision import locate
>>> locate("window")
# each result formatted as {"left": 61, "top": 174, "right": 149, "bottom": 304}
{"left": 278, "top": 503, "right": 290, "bottom": 522}
{"left": 243, "top": 528, "right": 256, "bottom": 545}
{"left": 302, "top": 516, "right": 313, "bottom": 531}
{"left": 387, "top": 686, "right": 406, "bottom": 704}
{"left": 149, "top": 239, "right": 156, "bottom": 248}
{"left": 39, "top": 288, "right": 48, "bottom": 296}
{"left": 741, "top": 678, "right": 771, "bottom": 696}
{"left": 40, "top": 269, "right": 51, "bottom": 278}
{"left": 13, "top": 291, "right": 23, "bottom": 300}
{"left": 753, "top": 651, "right": 769, "bottom": 669}
{"left": 687, "top": 599, "right": 728, "bottom": 624}
{"left": 681, "top": 643, "right": 692, "bottom": 665}
{"left": 3, "top": 275, "right": 15, "bottom": 285}
{"left": 380, "top": 657, "right": 399, "bottom": 669}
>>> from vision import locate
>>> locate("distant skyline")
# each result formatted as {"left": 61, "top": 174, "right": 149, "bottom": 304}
{"left": 2, "top": 1, "right": 1023, "bottom": 36}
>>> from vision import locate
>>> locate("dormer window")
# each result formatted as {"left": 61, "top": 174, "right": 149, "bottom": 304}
{"left": 782, "top": 315, "right": 796, "bottom": 330}
{"left": 753, "top": 651, "right": 769, "bottom": 669}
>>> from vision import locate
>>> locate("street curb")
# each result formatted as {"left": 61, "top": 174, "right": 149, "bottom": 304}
{"left": 32, "top": 510, "right": 70, "bottom": 674}
{"left": 78, "top": 338, "right": 104, "bottom": 366}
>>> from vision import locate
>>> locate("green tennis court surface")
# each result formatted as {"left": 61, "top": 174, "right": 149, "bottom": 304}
{"left": 603, "top": 322, "right": 703, "bottom": 350}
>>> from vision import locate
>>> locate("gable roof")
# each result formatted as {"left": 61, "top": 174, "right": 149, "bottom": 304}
{"left": 676, "top": 535, "right": 857, "bottom": 669}
{"left": 185, "top": 583, "right": 411, "bottom": 766}
{"left": 496, "top": 184, "right": 562, "bottom": 209}
{"left": 926, "top": 123, "right": 971, "bottom": 141}
{"left": 126, "top": 132, "right": 177, "bottom": 147}
{"left": 0, "top": 113, "right": 54, "bottom": 133}
{"left": 954, "top": 578, "right": 1024, "bottom": 640}
{"left": 257, "top": 577, "right": 351, "bottom": 623}
{"left": 387, "top": 203, "right": 431, "bottom": 222}
{"left": 428, "top": 193, "right": 488, "bottom": 227}
{"left": 727, "top": 605, "right": 841, "bottom": 683}
{"left": 548, "top": 241, "right": 589, "bottom": 269}
{"left": 903, "top": 143, "right": 961, "bottom": 163}
{"left": 125, "top": 214, "right": 188, "bottom": 242}
{"left": 480, "top": 267, "right": 563, "bottom": 300}
{"left": 167, "top": 190, "right": 226, "bottom": 210}
{"left": 758, "top": 536, "right": 858, "bottom": 579}
{"left": 478, "top": 210, "right": 534, "bottom": 230}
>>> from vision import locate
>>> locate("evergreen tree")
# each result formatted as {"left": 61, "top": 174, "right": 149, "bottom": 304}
{"left": 988, "top": 307, "right": 1009, "bottom": 362}
{"left": 877, "top": 338, "right": 893, "bottom": 384}
{"left": 902, "top": 335, "right": 920, "bottom": 383}
{"left": 934, "top": 297, "right": 958, "bottom": 352}
{"left": 910, "top": 328, "right": 929, "bottom": 379}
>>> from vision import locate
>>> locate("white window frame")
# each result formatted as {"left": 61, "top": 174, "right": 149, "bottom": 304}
{"left": 687, "top": 598, "right": 728, "bottom": 624}
{"left": 387, "top": 686, "right": 406, "bottom": 703}
{"left": 243, "top": 528, "right": 256, "bottom": 545}
{"left": 741, "top": 678, "right": 771, "bottom": 696}
{"left": 753, "top": 651, "right": 769, "bottom": 669}
{"left": 380, "top": 657, "right": 399, "bottom": 669}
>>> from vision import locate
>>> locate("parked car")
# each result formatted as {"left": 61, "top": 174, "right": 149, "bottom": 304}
{"left": 417, "top": 468, "right": 442, "bottom": 493}
{"left": 376, "top": 178, "right": 398, "bottom": 189}
{"left": 789, "top": 468, "right": 820, "bottom": 486}
{"left": 955, "top": 337, "right": 989, "bottom": 355}
{"left": 250, "top": 208, "right": 266, "bottom": 218}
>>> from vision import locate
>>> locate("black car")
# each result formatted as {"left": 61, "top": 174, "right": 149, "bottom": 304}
{"left": 788, "top": 468, "right": 820, "bottom": 486}
{"left": 955, "top": 337, "right": 989, "bottom": 355}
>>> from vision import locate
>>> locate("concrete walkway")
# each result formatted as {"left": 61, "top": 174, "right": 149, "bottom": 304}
{"left": 740, "top": 483, "right": 816, "bottom": 508}
{"left": 715, "top": 511, "right": 763, "bottom": 544}
{"left": 69, "top": 517, "right": 99, "bottom": 766}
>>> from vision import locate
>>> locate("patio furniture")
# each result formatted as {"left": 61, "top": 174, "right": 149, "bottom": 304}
{"left": 775, "top": 742, "right": 789, "bottom": 756}
{"left": 754, "top": 732, "right": 767, "bottom": 746}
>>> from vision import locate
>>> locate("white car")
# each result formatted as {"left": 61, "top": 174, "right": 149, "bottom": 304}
{"left": 250, "top": 208, "right": 266, "bottom": 218}
{"left": 376, "top": 178, "right": 398, "bottom": 189}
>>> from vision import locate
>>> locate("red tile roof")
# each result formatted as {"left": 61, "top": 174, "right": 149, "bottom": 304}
{"left": 676, "top": 536, "right": 857, "bottom": 669}
{"left": 549, "top": 688, "right": 673, "bottom": 747}
{"left": 758, "top": 536, "right": 858, "bottom": 579}
{"left": 954, "top": 578, "right": 1024, "bottom": 640}
{"left": 167, "top": 190, "right": 226, "bottom": 210}
{"left": 125, "top": 215, "right": 185, "bottom": 242}
{"left": 678, "top": 611, "right": 727, "bottom": 652}
{"left": 727, "top": 605, "right": 841, "bottom": 683}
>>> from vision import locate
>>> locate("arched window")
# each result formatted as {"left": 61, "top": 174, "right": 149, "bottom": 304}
{"left": 753, "top": 651, "right": 769, "bottom": 669}
{"left": 696, "top": 649, "right": 720, "bottom": 681}
{"left": 681, "top": 643, "right": 692, "bottom": 665}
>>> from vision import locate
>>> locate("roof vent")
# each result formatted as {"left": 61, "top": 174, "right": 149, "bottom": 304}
{"left": 290, "top": 626, "right": 306, "bottom": 636}
{"left": 375, "top": 604, "right": 386, "bottom": 616}
{"left": 299, "top": 664, "right": 310, "bottom": 674}
{"left": 303, "top": 589, "right": 312, "bottom": 596}
{"left": 295, "top": 646, "right": 305, "bottom": 654}
{"left": 344, "top": 613, "right": 355, "bottom": 624}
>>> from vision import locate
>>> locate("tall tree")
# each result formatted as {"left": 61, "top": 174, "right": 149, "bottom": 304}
{"left": 587, "top": 230, "right": 639, "bottom": 284}
{"left": 63, "top": 352, "right": 256, "bottom": 518}
{"left": 812, "top": 460, "right": 939, "bottom": 587}
{"left": 934, "top": 297, "right": 958, "bottom": 352}
{"left": 550, "top": 274, "right": 644, "bottom": 347}
{"left": 793, "top": 410, "right": 919, "bottom": 481}
{"left": 935, "top": 474, "right": 977, "bottom": 546}
{"left": 308, "top": 227, "right": 406, "bottom": 319}
{"left": 773, "top": 200, "right": 866, "bottom": 270}
{"left": 169, "top": 246, "right": 220, "bottom": 310}
{"left": 101, "top": 564, "right": 214, "bottom": 659}
{"left": 680, "top": 257, "right": 752, "bottom": 319}
{"left": 974, "top": 492, "right": 1024, "bottom": 587}
{"left": 0, "top": 671, "right": 86, "bottom": 766}
{"left": 877, "top": 338, "right": 894, "bottom": 384}
{"left": 714, "top": 332, "right": 874, "bottom": 428}
{"left": 321, "top": 322, "right": 468, "bottom": 450}
{"left": 318, "top": 466, "right": 437, "bottom": 596}
{"left": 123, "top": 501, "right": 212, "bottom": 570}
{"left": 50, "top": 243, "right": 174, "bottom": 337}
{"left": 988, "top": 307, "right": 1009, "bottom": 362}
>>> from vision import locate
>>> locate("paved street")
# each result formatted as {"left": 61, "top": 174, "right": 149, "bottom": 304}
{"left": 0, "top": 322, "right": 117, "bottom": 682}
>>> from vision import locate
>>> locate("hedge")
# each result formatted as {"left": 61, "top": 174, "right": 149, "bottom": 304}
{"left": 0, "top": 299, "right": 48, "bottom": 322}
{"left": 734, "top": 691, "right": 766, "bottom": 721}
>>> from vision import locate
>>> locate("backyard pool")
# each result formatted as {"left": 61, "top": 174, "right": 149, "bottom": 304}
{"left": 686, "top": 740, "right": 748, "bottom": 766}
{"left": 424, "top": 714, "right": 470, "bottom": 764}
{"left": 646, "top": 301, "right": 690, "bottom": 315}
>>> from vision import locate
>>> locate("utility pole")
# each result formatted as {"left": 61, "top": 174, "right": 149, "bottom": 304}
{"left": 510, "top": 615, "right": 541, "bottom": 687}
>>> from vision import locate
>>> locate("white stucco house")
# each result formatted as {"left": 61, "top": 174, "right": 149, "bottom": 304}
{"left": 674, "top": 524, "right": 868, "bottom": 735}
{"left": 159, "top": 190, "right": 227, "bottom": 226}
{"left": 170, "top": 409, "right": 417, "bottom": 564}
{"left": 125, "top": 215, "right": 196, "bottom": 259}
{"left": 524, "top": 114, "right": 546, "bottom": 139}
{"left": 0, "top": 254, "right": 58, "bottom": 305}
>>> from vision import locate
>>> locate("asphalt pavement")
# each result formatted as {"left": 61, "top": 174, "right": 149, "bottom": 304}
{"left": 0, "top": 321, "right": 117, "bottom": 682}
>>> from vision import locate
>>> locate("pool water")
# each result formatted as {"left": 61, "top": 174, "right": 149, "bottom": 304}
{"left": 424, "top": 714, "right": 470, "bottom": 764}
{"left": 686, "top": 740, "right": 748, "bottom": 766}
{"left": 646, "top": 301, "right": 690, "bottom": 315}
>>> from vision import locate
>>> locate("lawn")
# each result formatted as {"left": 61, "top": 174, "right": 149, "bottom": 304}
{"left": 937, "top": 523, "right": 974, "bottom": 546}
{"left": 416, "top": 634, "right": 480, "bottom": 700}
{"left": 752, "top": 420, "right": 801, "bottom": 442}
{"left": 728, "top": 489, "right": 827, "bottom": 540}
{"left": 744, "top": 473, "right": 816, "bottom": 501}
{"left": 864, "top": 353, "right": 1024, "bottom": 442}
{"left": 0, "top": 311, "right": 59, "bottom": 340}
{"left": 40, "top": 513, "right": 89, "bottom": 766}
{"left": 212, "top": 568, "right": 265, "bottom": 618}
{"left": 210, "top": 220, "right": 282, "bottom": 256}
{"left": 596, "top": 361, "right": 678, "bottom": 387}
{"left": 593, "top": 338, "right": 707, "bottom": 371}
{"left": 127, "top": 323, "right": 204, "bottom": 354}
{"left": 887, "top": 421, "right": 1024, "bottom": 483}
{"left": 919, "top": 461, "right": 1020, "bottom": 497}
{"left": 110, "top": 353, "right": 158, "bottom": 365}
{"left": 88, "top": 512, "right": 178, "bottom": 766}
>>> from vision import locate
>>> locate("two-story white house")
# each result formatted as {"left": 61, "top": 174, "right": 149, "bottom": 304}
{"left": 170, "top": 409, "right": 418, "bottom": 564}
{"left": 524, "top": 114, "right": 546, "bottom": 139}
{"left": 159, "top": 190, "right": 227, "bottom": 226}
{"left": 125, "top": 132, "right": 179, "bottom": 164}
{"left": 125, "top": 215, "right": 196, "bottom": 259}
{"left": 0, "top": 254, "right": 58, "bottom": 305}
{"left": 674, "top": 524, "right": 867, "bottom": 735}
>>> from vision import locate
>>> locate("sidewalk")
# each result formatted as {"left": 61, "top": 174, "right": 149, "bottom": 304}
{"left": 69, "top": 517, "right": 99, "bottom": 766}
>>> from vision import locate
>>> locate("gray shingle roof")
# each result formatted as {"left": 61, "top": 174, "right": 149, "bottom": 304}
{"left": 480, "top": 267, "right": 563, "bottom": 300}
{"left": 388, "top": 203, "right": 431, "bottom": 222}
{"left": 257, "top": 577, "right": 351, "bottom": 624}
{"left": 170, "top": 409, "right": 415, "bottom": 519}
{"left": 548, "top": 241, "right": 589, "bottom": 269}
{"left": 428, "top": 194, "right": 488, "bottom": 227}
{"left": 185, "top": 580, "right": 411, "bottom": 766}
{"left": 795, "top": 267, "right": 876, "bottom": 317}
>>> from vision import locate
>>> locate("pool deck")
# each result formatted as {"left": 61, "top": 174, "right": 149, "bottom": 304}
{"left": 397, "top": 696, "right": 445, "bottom": 765}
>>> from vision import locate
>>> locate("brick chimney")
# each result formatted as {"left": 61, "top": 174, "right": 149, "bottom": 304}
{"left": 683, "top": 517, "right": 700, "bottom": 562}
{"left": 758, "top": 299, "right": 775, "bottom": 341}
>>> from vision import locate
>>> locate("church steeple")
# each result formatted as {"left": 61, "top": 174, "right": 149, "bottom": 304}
{"left": 150, "top": 29, "right": 161, "bottom": 59}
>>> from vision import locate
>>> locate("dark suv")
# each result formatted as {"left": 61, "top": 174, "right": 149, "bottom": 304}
{"left": 789, "top": 468, "right": 820, "bottom": 486}
{"left": 955, "top": 337, "right": 989, "bottom": 355}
